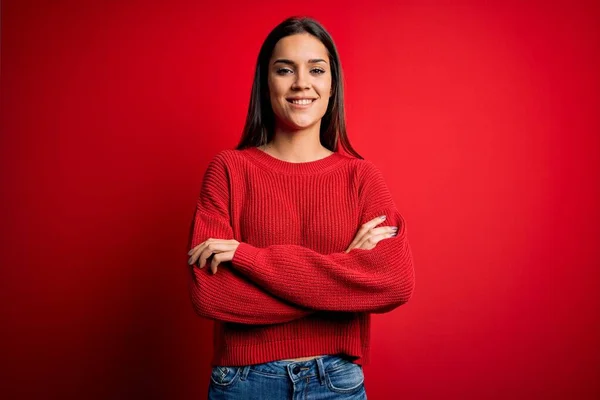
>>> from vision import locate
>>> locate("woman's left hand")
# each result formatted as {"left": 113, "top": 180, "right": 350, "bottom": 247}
{"left": 187, "top": 238, "right": 240, "bottom": 274}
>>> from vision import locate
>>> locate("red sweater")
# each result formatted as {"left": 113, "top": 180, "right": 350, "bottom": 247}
{"left": 188, "top": 146, "right": 415, "bottom": 366}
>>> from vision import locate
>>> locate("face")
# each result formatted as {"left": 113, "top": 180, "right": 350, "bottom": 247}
{"left": 267, "top": 33, "right": 333, "bottom": 132}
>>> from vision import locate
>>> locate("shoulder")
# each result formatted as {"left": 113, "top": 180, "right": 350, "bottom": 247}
{"left": 204, "top": 148, "right": 248, "bottom": 173}
{"left": 201, "top": 149, "right": 241, "bottom": 185}
{"left": 344, "top": 157, "right": 395, "bottom": 206}
{"left": 352, "top": 158, "right": 381, "bottom": 177}
{"left": 209, "top": 148, "right": 242, "bottom": 165}
{"left": 342, "top": 156, "right": 385, "bottom": 185}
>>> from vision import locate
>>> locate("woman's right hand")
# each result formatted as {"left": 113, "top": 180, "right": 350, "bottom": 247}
{"left": 344, "top": 215, "right": 398, "bottom": 253}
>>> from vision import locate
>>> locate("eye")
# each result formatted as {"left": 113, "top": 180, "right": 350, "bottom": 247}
{"left": 311, "top": 68, "right": 326, "bottom": 75}
{"left": 276, "top": 68, "right": 293, "bottom": 75}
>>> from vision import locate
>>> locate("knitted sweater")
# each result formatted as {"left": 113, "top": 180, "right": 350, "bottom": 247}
{"left": 188, "top": 146, "right": 415, "bottom": 367}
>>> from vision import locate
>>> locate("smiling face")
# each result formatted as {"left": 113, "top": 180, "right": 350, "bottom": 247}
{"left": 268, "top": 33, "right": 333, "bottom": 132}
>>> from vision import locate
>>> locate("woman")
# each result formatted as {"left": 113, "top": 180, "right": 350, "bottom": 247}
{"left": 187, "top": 16, "right": 415, "bottom": 399}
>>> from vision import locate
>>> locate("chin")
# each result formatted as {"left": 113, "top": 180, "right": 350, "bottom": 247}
{"left": 284, "top": 119, "right": 321, "bottom": 130}
{"left": 289, "top": 114, "right": 327, "bottom": 128}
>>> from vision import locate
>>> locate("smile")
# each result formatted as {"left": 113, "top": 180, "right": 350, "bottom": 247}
{"left": 286, "top": 98, "right": 316, "bottom": 107}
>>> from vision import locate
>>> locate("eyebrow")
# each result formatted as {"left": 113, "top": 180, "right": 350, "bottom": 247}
{"left": 273, "top": 58, "right": 328, "bottom": 65}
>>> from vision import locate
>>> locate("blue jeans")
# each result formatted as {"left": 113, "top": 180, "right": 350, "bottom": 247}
{"left": 208, "top": 355, "right": 367, "bottom": 399}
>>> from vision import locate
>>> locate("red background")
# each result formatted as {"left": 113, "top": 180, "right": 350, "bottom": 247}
{"left": 2, "top": 1, "right": 599, "bottom": 398}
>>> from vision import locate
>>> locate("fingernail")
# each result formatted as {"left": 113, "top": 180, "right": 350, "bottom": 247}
{"left": 380, "top": 215, "right": 386, "bottom": 220}
{"left": 392, "top": 227, "right": 398, "bottom": 231}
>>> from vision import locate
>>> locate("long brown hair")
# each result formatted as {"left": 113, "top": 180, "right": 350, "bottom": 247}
{"left": 235, "top": 16, "right": 362, "bottom": 159}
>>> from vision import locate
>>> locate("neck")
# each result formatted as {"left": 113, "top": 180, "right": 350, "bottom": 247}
{"left": 263, "top": 122, "right": 333, "bottom": 163}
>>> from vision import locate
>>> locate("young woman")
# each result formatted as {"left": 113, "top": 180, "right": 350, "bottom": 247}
{"left": 187, "top": 16, "right": 415, "bottom": 399}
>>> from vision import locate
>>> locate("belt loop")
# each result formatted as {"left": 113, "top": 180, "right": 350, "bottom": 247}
{"left": 240, "top": 365, "right": 251, "bottom": 381}
{"left": 315, "top": 357, "right": 326, "bottom": 386}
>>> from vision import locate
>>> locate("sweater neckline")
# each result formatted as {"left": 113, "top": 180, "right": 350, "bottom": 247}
{"left": 244, "top": 146, "right": 345, "bottom": 175}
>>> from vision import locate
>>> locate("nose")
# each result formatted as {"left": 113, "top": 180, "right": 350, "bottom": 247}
{"left": 291, "top": 68, "right": 311, "bottom": 90}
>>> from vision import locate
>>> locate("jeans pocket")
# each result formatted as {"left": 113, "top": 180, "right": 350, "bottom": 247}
{"left": 325, "top": 361, "right": 365, "bottom": 394}
{"left": 210, "top": 366, "right": 241, "bottom": 388}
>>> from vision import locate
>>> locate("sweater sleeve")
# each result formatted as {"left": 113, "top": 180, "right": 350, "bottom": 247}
{"left": 230, "top": 161, "right": 415, "bottom": 313}
{"left": 188, "top": 152, "right": 314, "bottom": 324}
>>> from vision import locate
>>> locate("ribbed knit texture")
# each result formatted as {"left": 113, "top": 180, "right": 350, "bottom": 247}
{"left": 188, "top": 146, "right": 415, "bottom": 367}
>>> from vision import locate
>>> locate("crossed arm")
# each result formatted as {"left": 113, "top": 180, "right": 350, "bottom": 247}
{"left": 187, "top": 154, "right": 414, "bottom": 323}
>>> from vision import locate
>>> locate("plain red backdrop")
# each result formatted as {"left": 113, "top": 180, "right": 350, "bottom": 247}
{"left": 1, "top": 0, "right": 599, "bottom": 399}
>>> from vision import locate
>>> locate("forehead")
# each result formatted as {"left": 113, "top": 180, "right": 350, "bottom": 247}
{"left": 270, "top": 33, "right": 329, "bottom": 62}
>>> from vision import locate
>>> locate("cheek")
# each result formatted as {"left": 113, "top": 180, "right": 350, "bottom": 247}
{"left": 270, "top": 93, "right": 286, "bottom": 116}
{"left": 268, "top": 83, "right": 287, "bottom": 110}
{"left": 268, "top": 78, "right": 285, "bottom": 98}
{"left": 317, "top": 78, "right": 332, "bottom": 101}
{"left": 318, "top": 80, "right": 332, "bottom": 108}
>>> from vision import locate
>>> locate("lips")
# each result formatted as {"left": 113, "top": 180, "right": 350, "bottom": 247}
{"left": 286, "top": 98, "right": 317, "bottom": 105}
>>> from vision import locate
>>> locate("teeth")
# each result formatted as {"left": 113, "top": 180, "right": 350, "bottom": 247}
{"left": 291, "top": 99, "right": 313, "bottom": 105}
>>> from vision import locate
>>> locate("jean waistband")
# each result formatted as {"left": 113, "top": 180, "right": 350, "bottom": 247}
{"left": 238, "top": 354, "right": 357, "bottom": 383}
